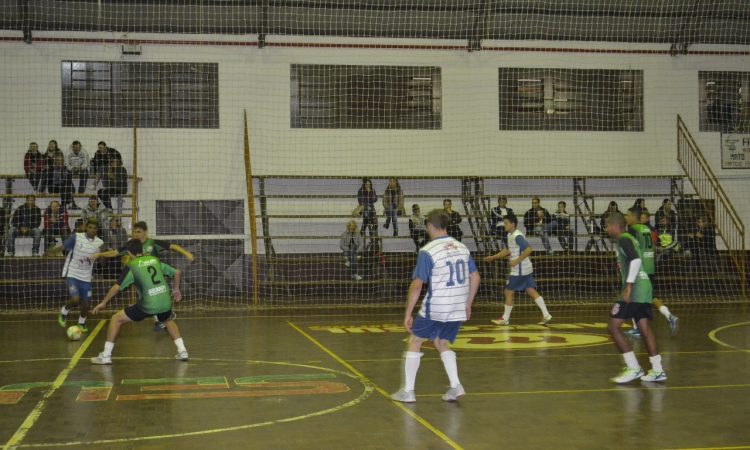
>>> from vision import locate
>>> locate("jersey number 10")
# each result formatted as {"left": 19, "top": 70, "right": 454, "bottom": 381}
{"left": 445, "top": 260, "right": 467, "bottom": 287}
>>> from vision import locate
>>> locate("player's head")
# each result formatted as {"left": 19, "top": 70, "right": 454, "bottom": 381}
{"left": 346, "top": 220, "right": 357, "bottom": 233}
{"left": 84, "top": 219, "right": 98, "bottom": 238}
{"left": 640, "top": 209, "right": 650, "bottom": 224}
{"left": 625, "top": 207, "right": 639, "bottom": 226}
{"left": 498, "top": 195, "right": 507, "bottom": 206}
{"left": 74, "top": 219, "right": 84, "bottom": 232}
{"left": 503, "top": 214, "right": 518, "bottom": 232}
{"left": 88, "top": 195, "right": 98, "bottom": 209}
{"left": 443, "top": 198, "right": 452, "bottom": 210}
{"left": 425, "top": 209, "right": 450, "bottom": 238}
{"left": 123, "top": 239, "right": 143, "bottom": 258}
{"left": 605, "top": 212, "right": 627, "bottom": 237}
{"left": 25, "top": 195, "right": 35, "bottom": 207}
{"left": 132, "top": 221, "right": 149, "bottom": 241}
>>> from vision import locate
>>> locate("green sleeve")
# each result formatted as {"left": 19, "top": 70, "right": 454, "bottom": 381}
{"left": 119, "top": 271, "right": 135, "bottom": 291}
{"left": 160, "top": 262, "right": 178, "bottom": 278}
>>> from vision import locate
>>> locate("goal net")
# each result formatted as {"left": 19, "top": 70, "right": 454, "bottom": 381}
{"left": 0, "top": 1, "right": 746, "bottom": 312}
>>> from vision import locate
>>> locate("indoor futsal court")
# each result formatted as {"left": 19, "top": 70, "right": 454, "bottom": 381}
{"left": 1, "top": 1, "right": 750, "bottom": 449}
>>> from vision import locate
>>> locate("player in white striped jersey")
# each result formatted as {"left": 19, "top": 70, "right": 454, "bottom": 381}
{"left": 485, "top": 214, "right": 552, "bottom": 325}
{"left": 391, "top": 210, "right": 480, "bottom": 403}
{"left": 47, "top": 219, "right": 105, "bottom": 332}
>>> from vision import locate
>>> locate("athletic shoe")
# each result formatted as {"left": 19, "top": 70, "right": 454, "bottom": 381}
{"left": 625, "top": 328, "right": 642, "bottom": 337}
{"left": 640, "top": 370, "right": 667, "bottom": 382}
{"left": 668, "top": 315, "right": 679, "bottom": 336}
{"left": 610, "top": 367, "right": 645, "bottom": 384}
{"left": 78, "top": 324, "right": 89, "bottom": 333}
{"left": 442, "top": 384, "right": 466, "bottom": 402}
{"left": 538, "top": 315, "right": 552, "bottom": 325}
{"left": 390, "top": 389, "right": 416, "bottom": 403}
{"left": 352, "top": 274, "right": 363, "bottom": 281}
{"left": 57, "top": 314, "right": 67, "bottom": 328}
{"left": 344, "top": 260, "right": 351, "bottom": 268}
{"left": 175, "top": 351, "right": 189, "bottom": 361}
{"left": 91, "top": 353, "right": 112, "bottom": 365}
{"left": 491, "top": 318, "right": 509, "bottom": 325}
{"left": 153, "top": 321, "right": 166, "bottom": 331}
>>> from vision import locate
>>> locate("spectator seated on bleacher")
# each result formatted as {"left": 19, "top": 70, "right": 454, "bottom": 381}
{"left": 42, "top": 140, "right": 64, "bottom": 171}
{"left": 443, "top": 198, "right": 463, "bottom": 242}
{"left": 656, "top": 217, "right": 682, "bottom": 265}
{"left": 599, "top": 201, "right": 621, "bottom": 235}
{"left": 523, "top": 197, "right": 551, "bottom": 238}
{"left": 6, "top": 195, "right": 42, "bottom": 257}
{"left": 0, "top": 206, "right": 8, "bottom": 256}
{"left": 23, "top": 142, "right": 45, "bottom": 192}
{"left": 97, "top": 158, "right": 128, "bottom": 210}
{"left": 490, "top": 195, "right": 513, "bottom": 248}
{"left": 541, "top": 200, "right": 574, "bottom": 254}
{"left": 685, "top": 216, "right": 718, "bottom": 265}
{"left": 91, "top": 141, "right": 122, "bottom": 189}
{"left": 655, "top": 199, "right": 678, "bottom": 233}
{"left": 43, "top": 201, "right": 70, "bottom": 251}
{"left": 408, "top": 204, "right": 427, "bottom": 252}
{"left": 81, "top": 196, "right": 110, "bottom": 237}
{"left": 40, "top": 154, "right": 77, "bottom": 210}
{"left": 66, "top": 140, "right": 90, "bottom": 195}
{"left": 630, "top": 198, "right": 647, "bottom": 223}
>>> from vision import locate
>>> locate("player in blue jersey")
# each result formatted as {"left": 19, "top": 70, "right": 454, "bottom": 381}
{"left": 390, "top": 209, "right": 480, "bottom": 403}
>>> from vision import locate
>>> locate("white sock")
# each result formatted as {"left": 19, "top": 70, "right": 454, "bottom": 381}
{"left": 103, "top": 341, "right": 115, "bottom": 357}
{"left": 154, "top": 316, "right": 160, "bottom": 323}
{"left": 649, "top": 354, "right": 663, "bottom": 372}
{"left": 622, "top": 351, "right": 640, "bottom": 370}
{"left": 658, "top": 305, "right": 672, "bottom": 320}
{"left": 440, "top": 350, "right": 460, "bottom": 388}
{"left": 78, "top": 316, "right": 87, "bottom": 325}
{"left": 534, "top": 297, "right": 550, "bottom": 318}
{"left": 503, "top": 305, "right": 513, "bottom": 321}
{"left": 403, "top": 351, "right": 422, "bottom": 392}
{"left": 61, "top": 306, "right": 69, "bottom": 316}
{"left": 632, "top": 319, "right": 638, "bottom": 329}
{"left": 174, "top": 337, "right": 187, "bottom": 353}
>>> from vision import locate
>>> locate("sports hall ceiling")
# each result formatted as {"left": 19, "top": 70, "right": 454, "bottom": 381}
{"left": 1, "top": 1, "right": 748, "bottom": 45}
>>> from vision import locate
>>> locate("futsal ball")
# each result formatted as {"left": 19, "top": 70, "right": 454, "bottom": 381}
{"left": 66, "top": 325, "right": 83, "bottom": 341}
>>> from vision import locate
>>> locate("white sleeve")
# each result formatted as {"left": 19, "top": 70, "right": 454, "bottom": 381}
{"left": 627, "top": 259, "right": 642, "bottom": 284}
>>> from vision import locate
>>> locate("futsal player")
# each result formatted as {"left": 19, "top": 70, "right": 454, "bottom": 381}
{"left": 626, "top": 208, "right": 678, "bottom": 337}
{"left": 485, "top": 215, "right": 552, "bottom": 325}
{"left": 47, "top": 219, "right": 105, "bottom": 333}
{"left": 90, "top": 239, "right": 188, "bottom": 364}
{"left": 94, "top": 221, "right": 194, "bottom": 330}
{"left": 390, "top": 209, "right": 480, "bottom": 403}
{"left": 606, "top": 212, "right": 666, "bottom": 383}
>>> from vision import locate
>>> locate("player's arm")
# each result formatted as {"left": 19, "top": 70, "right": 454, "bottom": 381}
{"left": 92, "top": 268, "right": 132, "bottom": 314}
{"left": 404, "top": 251, "right": 432, "bottom": 332}
{"left": 92, "top": 248, "right": 119, "bottom": 260}
{"left": 169, "top": 244, "right": 194, "bottom": 262}
{"left": 160, "top": 262, "right": 183, "bottom": 302}
{"left": 618, "top": 237, "right": 642, "bottom": 303}
{"left": 45, "top": 233, "right": 75, "bottom": 257}
{"left": 510, "top": 236, "right": 532, "bottom": 267}
{"left": 484, "top": 248, "right": 509, "bottom": 263}
{"left": 465, "top": 258, "right": 480, "bottom": 320}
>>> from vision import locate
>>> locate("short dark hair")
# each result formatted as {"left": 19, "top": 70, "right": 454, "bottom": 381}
{"left": 86, "top": 218, "right": 98, "bottom": 228}
{"left": 124, "top": 239, "right": 143, "bottom": 256}
{"left": 532, "top": 197, "right": 540, "bottom": 202}
{"left": 504, "top": 214, "right": 518, "bottom": 226}
{"left": 98, "top": 141, "right": 107, "bottom": 146}
{"left": 606, "top": 211, "right": 627, "bottom": 229}
{"left": 412, "top": 204, "right": 420, "bottom": 210}
{"left": 663, "top": 198, "right": 671, "bottom": 205}
{"left": 133, "top": 221, "right": 148, "bottom": 231}
{"left": 443, "top": 198, "right": 452, "bottom": 204}
{"left": 25, "top": 194, "right": 34, "bottom": 201}
{"left": 627, "top": 207, "right": 640, "bottom": 214}
{"left": 425, "top": 209, "right": 450, "bottom": 230}
{"left": 558, "top": 201, "right": 566, "bottom": 207}
{"left": 640, "top": 209, "right": 650, "bottom": 217}
{"left": 74, "top": 219, "right": 83, "bottom": 228}
{"left": 89, "top": 195, "right": 98, "bottom": 201}
{"left": 72, "top": 140, "right": 81, "bottom": 145}
{"left": 498, "top": 195, "right": 507, "bottom": 202}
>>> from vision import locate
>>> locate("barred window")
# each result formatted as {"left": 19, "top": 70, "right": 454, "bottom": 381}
{"left": 699, "top": 71, "right": 750, "bottom": 133}
{"left": 499, "top": 68, "right": 643, "bottom": 131}
{"left": 62, "top": 61, "right": 219, "bottom": 128}
{"left": 291, "top": 64, "right": 442, "bottom": 129}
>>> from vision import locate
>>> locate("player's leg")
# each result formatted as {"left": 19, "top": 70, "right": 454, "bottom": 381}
{"left": 626, "top": 318, "right": 641, "bottom": 337}
{"left": 491, "top": 289, "right": 515, "bottom": 325}
{"left": 391, "top": 334, "right": 424, "bottom": 402}
{"left": 608, "top": 302, "right": 644, "bottom": 383}
{"left": 434, "top": 322, "right": 465, "bottom": 402}
{"left": 158, "top": 311, "right": 189, "bottom": 361}
{"left": 635, "top": 306, "right": 667, "bottom": 382}
{"left": 653, "top": 297, "right": 678, "bottom": 335}
{"left": 76, "top": 281, "right": 92, "bottom": 332}
{"left": 527, "top": 285, "right": 552, "bottom": 324}
{"left": 91, "top": 308, "right": 135, "bottom": 365}
{"left": 59, "top": 279, "right": 81, "bottom": 327}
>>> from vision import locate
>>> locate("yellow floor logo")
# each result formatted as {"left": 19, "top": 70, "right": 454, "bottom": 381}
{"left": 451, "top": 331, "right": 611, "bottom": 350}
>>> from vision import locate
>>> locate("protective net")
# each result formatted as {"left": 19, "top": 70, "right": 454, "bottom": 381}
{"left": 0, "top": 1, "right": 747, "bottom": 311}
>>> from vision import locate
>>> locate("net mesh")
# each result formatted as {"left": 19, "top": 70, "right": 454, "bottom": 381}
{"left": 0, "top": 1, "right": 747, "bottom": 311}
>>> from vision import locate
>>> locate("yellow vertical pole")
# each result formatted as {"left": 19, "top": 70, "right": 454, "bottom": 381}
{"left": 244, "top": 110, "right": 260, "bottom": 307}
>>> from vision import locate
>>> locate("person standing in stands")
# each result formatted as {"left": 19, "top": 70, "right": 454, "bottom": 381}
{"left": 382, "top": 177, "right": 404, "bottom": 237}
{"left": 409, "top": 204, "right": 428, "bottom": 251}
{"left": 42, "top": 140, "right": 64, "bottom": 170}
{"left": 489, "top": 196, "right": 513, "bottom": 248}
{"left": 358, "top": 178, "right": 378, "bottom": 242}
{"left": 91, "top": 142, "right": 122, "bottom": 190}
{"left": 443, "top": 199, "right": 463, "bottom": 242}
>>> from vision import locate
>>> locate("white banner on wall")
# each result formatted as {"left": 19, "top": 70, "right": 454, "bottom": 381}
{"left": 721, "top": 133, "right": 750, "bottom": 169}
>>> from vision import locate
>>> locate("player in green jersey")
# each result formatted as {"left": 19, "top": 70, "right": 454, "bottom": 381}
{"left": 90, "top": 239, "right": 189, "bottom": 364}
{"left": 625, "top": 208, "right": 679, "bottom": 337}
{"left": 606, "top": 212, "right": 666, "bottom": 384}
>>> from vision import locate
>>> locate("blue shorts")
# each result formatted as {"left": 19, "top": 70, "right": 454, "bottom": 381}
{"left": 66, "top": 278, "right": 92, "bottom": 303}
{"left": 411, "top": 315, "right": 462, "bottom": 343}
{"left": 505, "top": 274, "right": 537, "bottom": 292}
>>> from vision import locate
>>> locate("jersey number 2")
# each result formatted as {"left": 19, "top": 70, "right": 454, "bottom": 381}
{"left": 147, "top": 266, "right": 162, "bottom": 285}
{"left": 446, "top": 260, "right": 467, "bottom": 286}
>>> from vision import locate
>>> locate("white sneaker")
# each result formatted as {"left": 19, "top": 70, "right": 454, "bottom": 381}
{"left": 91, "top": 352, "right": 112, "bottom": 365}
{"left": 640, "top": 370, "right": 667, "bottom": 382}
{"left": 442, "top": 384, "right": 466, "bottom": 402}
{"left": 538, "top": 315, "right": 552, "bottom": 325}
{"left": 175, "top": 351, "right": 189, "bottom": 361}
{"left": 390, "top": 389, "right": 416, "bottom": 403}
{"left": 352, "top": 274, "right": 363, "bottom": 281}
{"left": 611, "top": 367, "right": 645, "bottom": 384}
{"left": 491, "top": 318, "right": 509, "bottom": 325}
